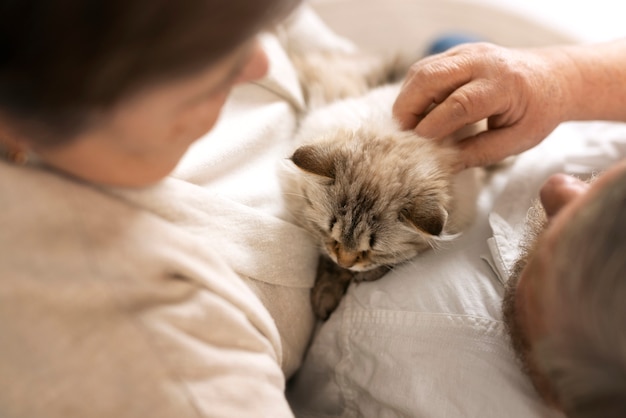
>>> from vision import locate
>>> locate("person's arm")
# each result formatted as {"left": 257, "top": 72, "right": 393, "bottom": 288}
{"left": 559, "top": 39, "right": 626, "bottom": 121}
{"left": 392, "top": 39, "right": 626, "bottom": 168}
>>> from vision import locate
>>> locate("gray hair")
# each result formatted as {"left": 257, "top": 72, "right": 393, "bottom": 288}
{"left": 535, "top": 168, "right": 626, "bottom": 417}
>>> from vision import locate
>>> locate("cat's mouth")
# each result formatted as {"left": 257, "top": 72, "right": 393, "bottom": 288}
{"left": 326, "top": 251, "right": 392, "bottom": 283}
{"left": 327, "top": 248, "right": 375, "bottom": 272}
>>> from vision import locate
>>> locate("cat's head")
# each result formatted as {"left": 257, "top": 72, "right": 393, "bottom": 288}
{"left": 290, "top": 129, "right": 457, "bottom": 271}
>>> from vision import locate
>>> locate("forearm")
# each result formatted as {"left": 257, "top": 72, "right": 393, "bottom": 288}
{"left": 550, "top": 39, "right": 626, "bottom": 122}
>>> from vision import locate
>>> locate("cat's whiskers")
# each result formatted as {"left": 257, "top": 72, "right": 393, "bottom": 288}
{"left": 427, "top": 231, "right": 463, "bottom": 250}
{"left": 280, "top": 191, "right": 308, "bottom": 199}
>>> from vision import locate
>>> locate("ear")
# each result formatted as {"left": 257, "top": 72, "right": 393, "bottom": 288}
{"left": 291, "top": 144, "right": 336, "bottom": 180}
{"left": 401, "top": 202, "right": 448, "bottom": 236}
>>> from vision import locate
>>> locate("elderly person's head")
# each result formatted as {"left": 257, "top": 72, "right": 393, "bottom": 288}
{"left": 504, "top": 160, "right": 626, "bottom": 417}
{"left": 0, "top": 0, "right": 300, "bottom": 186}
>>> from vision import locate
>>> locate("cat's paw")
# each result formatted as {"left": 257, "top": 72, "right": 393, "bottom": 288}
{"left": 353, "top": 265, "right": 391, "bottom": 283}
{"left": 311, "top": 256, "right": 353, "bottom": 320}
{"left": 311, "top": 280, "right": 347, "bottom": 320}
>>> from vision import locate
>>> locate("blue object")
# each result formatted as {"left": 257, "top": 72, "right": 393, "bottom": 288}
{"left": 426, "top": 33, "right": 484, "bottom": 55}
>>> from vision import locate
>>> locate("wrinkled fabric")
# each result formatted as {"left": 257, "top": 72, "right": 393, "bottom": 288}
{"left": 288, "top": 121, "right": 626, "bottom": 418}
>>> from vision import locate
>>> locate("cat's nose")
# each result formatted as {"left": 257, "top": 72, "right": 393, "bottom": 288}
{"left": 336, "top": 248, "right": 359, "bottom": 269}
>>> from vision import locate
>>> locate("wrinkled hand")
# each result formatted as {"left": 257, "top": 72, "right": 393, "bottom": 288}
{"left": 393, "top": 42, "right": 569, "bottom": 168}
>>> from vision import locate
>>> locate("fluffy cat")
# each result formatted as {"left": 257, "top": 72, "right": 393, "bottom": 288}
{"left": 283, "top": 82, "right": 483, "bottom": 319}
{"left": 288, "top": 49, "right": 406, "bottom": 109}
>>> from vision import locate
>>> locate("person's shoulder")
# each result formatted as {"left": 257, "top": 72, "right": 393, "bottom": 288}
{"left": 0, "top": 161, "right": 294, "bottom": 418}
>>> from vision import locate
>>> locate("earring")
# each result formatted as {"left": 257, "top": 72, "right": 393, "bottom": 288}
{"left": 6, "top": 148, "right": 29, "bottom": 164}
{"left": 0, "top": 137, "right": 30, "bottom": 165}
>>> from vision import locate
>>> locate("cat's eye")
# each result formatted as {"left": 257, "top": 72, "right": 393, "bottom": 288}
{"left": 369, "top": 234, "right": 376, "bottom": 248}
{"left": 338, "top": 199, "right": 348, "bottom": 216}
{"left": 329, "top": 216, "right": 337, "bottom": 232}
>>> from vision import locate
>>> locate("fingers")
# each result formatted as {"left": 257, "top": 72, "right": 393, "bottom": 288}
{"left": 414, "top": 80, "right": 508, "bottom": 140}
{"left": 393, "top": 42, "right": 513, "bottom": 141}
{"left": 393, "top": 48, "right": 476, "bottom": 131}
{"left": 391, "top": 42, "right": 560, "bottom": 169}
{"left": 452, "top": 126, "right": 540, "bottom": 169}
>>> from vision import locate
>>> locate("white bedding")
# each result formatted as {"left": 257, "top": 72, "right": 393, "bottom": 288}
{"left": 283, "top": 2, "right": 626, "bottom": 417}
{"left": 174, "top": 1, "right": 626, "bottom": 416}
{"left": 287, "top": 120, "right": 626, "bottom": 418}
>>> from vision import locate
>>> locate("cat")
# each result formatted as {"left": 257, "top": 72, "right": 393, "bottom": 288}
{"left": 282, "top": 81, "right": 484, "bottom": 320}
{"left": 288, "top": 49, "right": 407, "bottom": 109}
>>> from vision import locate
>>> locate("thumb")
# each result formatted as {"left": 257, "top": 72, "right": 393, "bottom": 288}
{"left": 455, "top": 127, "right": 534, "bottom": 168}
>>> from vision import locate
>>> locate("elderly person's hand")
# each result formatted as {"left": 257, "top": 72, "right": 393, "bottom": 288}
{"left": 392, "top": 42, "right": 574, "bottom": 168}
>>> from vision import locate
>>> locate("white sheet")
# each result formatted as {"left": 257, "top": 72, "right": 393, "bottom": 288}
{"left": 164, "top": 2, "right": 626, "bottom": 415}
{"left": 287, "top": 120, "right": 626, "bottom": 418}
{"left": 281, "top": 2, "right": 626, "bottom": 417}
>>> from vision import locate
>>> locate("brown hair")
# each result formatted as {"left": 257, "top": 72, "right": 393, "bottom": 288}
{"left": 0, "top": 0, "right": 300, "bottom": 145}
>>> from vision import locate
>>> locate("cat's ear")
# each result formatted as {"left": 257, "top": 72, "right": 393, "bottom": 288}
{"left": 401, "top": 203, "right": 448, "bottom": 236}
{"left": 291, "top": 144, "right": 336, "bottom": 180}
